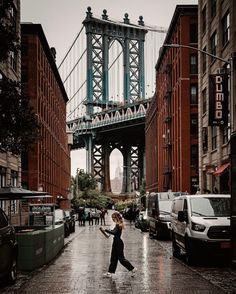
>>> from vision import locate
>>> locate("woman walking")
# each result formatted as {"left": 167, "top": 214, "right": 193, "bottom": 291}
{"left": 103, "top": 212, "right": 136, "bottom": 277}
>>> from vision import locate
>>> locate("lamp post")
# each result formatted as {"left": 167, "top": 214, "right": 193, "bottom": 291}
{"left": 163, "top": 43, "right": 235, "bottom": 263}
{"left": 163, "top": 44, "right": 231, "bottom": 64}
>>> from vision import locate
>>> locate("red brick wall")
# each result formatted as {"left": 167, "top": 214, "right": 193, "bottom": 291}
{"left": 21, "top": 25, "right": 71, "bottom": 208}
{"left": 146, "top": 6, "right": 198, "bottom": 193}
{"left": 145, "top": 97, "right": 158, "bottom": 192}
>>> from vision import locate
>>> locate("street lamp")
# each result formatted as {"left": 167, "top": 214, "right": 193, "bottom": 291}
{"left": 163, "top": 44, "right": 231, "bottom": 64}
{"left": 162, "top": 43, "right": 235, "bottom": 264}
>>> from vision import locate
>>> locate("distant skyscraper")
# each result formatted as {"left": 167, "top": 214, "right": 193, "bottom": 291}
{"left": 111, "top": 162, "right": 122, "bottom": 194}
{"left": 115, "top": 163, "right": 122, "bottom": 179}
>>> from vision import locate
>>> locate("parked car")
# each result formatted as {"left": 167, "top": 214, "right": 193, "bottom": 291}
{"left": 135, "top": 210, "right": 149, "bottom": 232}
{"left": 147, "top": 191, "right": 186, "bottom": 239}
{"left": 171, "top": 194, "right": 231, "bottom": 265}
{"left": 0, "top": 208, "right": 18, "bottom": 284}
{"left": 54, "top": 209, "right": 70, "bottom": 237}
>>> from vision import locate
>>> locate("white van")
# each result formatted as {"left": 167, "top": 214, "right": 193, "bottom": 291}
{"left": 147, "top": 191, "right": 187, "bottom": 239}
{"left": 171, "top": 194, "right": 230, "bottom": 265}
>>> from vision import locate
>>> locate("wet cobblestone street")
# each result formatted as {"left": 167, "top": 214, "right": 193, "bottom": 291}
{"left": 1, "top": 211, "right": 236, "bottom": 293}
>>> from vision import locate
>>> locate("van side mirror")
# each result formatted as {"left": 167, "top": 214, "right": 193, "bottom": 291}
{"left": 178, "top": 211, "right": 187, "bottom": 222}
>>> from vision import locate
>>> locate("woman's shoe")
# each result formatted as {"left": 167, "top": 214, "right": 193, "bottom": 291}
{"left": 103, "top": 272, "right": 113, "bottom": 278}
{"left": 130, "top": 267, "right": 137, "bottom": 277}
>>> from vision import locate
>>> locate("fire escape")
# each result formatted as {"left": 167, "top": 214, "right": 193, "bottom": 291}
{"left": 163, "top": 63, "right": 172, "bottom": 190}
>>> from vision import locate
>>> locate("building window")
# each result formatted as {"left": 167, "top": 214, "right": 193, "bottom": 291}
{"left": 191, "top": 145, "right": 198, "bottom": 167}
{"left": 202, "top": 88, "right": 207, "bottom": 114}
{"left": 0, "top": 167, "right": 6, "bottom": 187}
{"left": 222, "top": 126, "right": 229, "bottom": 144}
{"left": 210, "top": 31, "right": 217, "bottom": 62}
{"left": 202, "top": 6, "right": 206, "bottom": 35}
{"left": 222, "top": 11, "right": 230, "bottom": 47}
{"left": 10, "top": 50, "right": 17, "bottom": 71}
{"left": 202, "top": 127, "right": 208, "bottom": 153}
{"left": 11, "top": 171, "right": 18, "bottom": 187}
{"left": 202, "top": 46, "right": 207, "bottom": 73}
{"left": 190, "top": 23, "right": 198, "bottom": 44}
{"left": 191, "top": 177, "right": 199, "bottom": 194}
{"left": 210, "top": 0, "right": 216, "bottom": 19}
{"left": 190, "top": 114, "right": 198, "bottom": 135}
{"left": 190, "top": 54, "right": 198, "bottom": 74}
{"left": 9, "top": 5, "right": 17, "bottom": 31}
{"left": 212, "top": 126, "right": 217, "bottom": 150}
{"left": 190, "top": 84, "right": 198, "bottom": 104}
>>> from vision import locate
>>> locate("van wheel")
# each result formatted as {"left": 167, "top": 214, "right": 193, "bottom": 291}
{"left": 172, "top": 233, "right": 180, "bottom": 258}
{"left": 185, "top": 237, "right": 195, "bottom": 265}
{"left": 7, "top": 256, "right": 17, "bottom": 284}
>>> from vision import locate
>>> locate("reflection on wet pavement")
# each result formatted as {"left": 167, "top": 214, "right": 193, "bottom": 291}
{"left": 1, "top": 211, "right": 236, "bottom": 293}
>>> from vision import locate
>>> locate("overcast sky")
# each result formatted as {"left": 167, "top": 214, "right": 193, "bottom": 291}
{"left": 21, "top": 0, "right": 198, "bottom": 177}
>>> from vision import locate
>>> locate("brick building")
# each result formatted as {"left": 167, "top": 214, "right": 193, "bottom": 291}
{"left": 0, "top": 0, "right": 21, "bottom": 217}
{"left": 146, "top": 5, "right": 198, "bottom": 193}
{"left": 21, "top": 24, "right": 71, "bottom": 208}
{"left": 198, "top": 0, "right": 236, "bottom": 194}
{"left": 145, "top": 96, "right": 158, "bottom": 193}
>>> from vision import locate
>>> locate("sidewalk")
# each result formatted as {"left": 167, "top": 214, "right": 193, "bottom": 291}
{"left": 1, "top": 223, "right": 85, "bottom": 292}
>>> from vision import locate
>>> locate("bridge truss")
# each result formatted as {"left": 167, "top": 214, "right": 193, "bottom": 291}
{"left": 62, "top": 7, "right": 167, "bottom": 194}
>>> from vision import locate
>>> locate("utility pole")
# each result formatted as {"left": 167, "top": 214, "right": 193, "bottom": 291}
{"left": 76, "top": 168, "right": 80, "bottom": 197}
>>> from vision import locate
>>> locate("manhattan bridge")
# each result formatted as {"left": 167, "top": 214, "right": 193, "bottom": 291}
{"left": 59, "top": 7, "right": 167, "bottom": 195}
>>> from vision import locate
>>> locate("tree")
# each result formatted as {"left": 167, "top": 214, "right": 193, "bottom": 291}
{"left": 0, "top": 0, "right": 40, "bottom": 154}
{"left": 0, "top": 0, "right": 20, "bottom": 61}
{"left": 0, "top": 78, "right": 40, "bottom": 154}
{"left": 71, "top": 170, "right": 112, "bottom": 210}
{"left": 75, "top": 169, "right": 96, "bottom": 192}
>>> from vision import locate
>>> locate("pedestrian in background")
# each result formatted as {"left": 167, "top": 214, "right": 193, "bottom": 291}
{"left": 100, "top": 208, "right": 106, "bottom": 225}
{"left": 93, "top": 209, "right": 100, "bottom": 225}
{"left": 78, "top": 208, "right": 83, "bottom": 226}
{"left": 88, "top": 209, "right": 93, "bottom": 226}
{"left": 102, "top": 212, "right": 136, "bottom": 278}
{"left": 82, "top": 209, "right": 86, "bottom": 226}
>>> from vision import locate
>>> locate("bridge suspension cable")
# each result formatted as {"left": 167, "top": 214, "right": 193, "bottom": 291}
{"left": 58, "top": 25, "right": 85, "bottom": 69}
{"left": 63, "top": 48, "right": 86, "bottom": 84}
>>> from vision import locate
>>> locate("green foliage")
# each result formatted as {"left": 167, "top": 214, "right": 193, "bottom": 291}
{"left": 0, "top": 78, "right": 40, "bottom": 154}
{"left": 114, "top": 201, "right": 127, "bottom": 213}
{"left": 71, "top": 192, "right": 112, "bottom": 211}
{"left": 0, "top": 0, "right": 19, "bottom": 61}
{"left": 76, "top": 169, "right": 97, "bottom": 191}
{"left": 89, "top": 195, "right": 112, "bottom": 209}
{"left": 71, "top": 197, "right": 86, "bottom": 209}
{"left": 114, "top": 199, "right": 134, "bottom": 212}
{"left": 71, "top": 171, "right": 113, "bottom": 211}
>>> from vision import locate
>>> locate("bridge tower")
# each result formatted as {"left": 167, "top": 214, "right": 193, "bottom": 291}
{"left": 82, "top": 7, "right": 147, "bottom": 193}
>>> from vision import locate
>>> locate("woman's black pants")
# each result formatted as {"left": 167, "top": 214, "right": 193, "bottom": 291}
{"left": 108, "top": 238, "right": 134, "bottom": 273}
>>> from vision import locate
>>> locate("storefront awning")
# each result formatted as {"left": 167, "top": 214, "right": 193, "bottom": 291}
{"left": 0, "top": 186, "right": 49, "bottom": 200}
{"left": 214, "top": 163, "right": 230, "bottom": 176}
